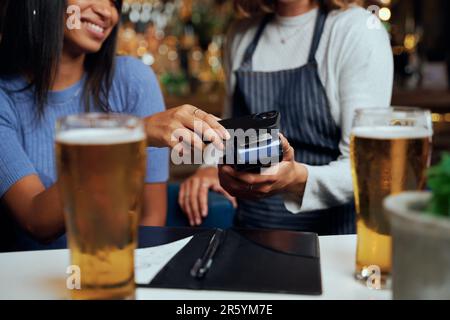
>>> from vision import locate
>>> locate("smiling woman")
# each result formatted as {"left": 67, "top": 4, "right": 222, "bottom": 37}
{"left": 64, "top": 0, "right": 122, "bottom": 111}
{"left": 64, "top": 0, "right": 120, "bottom": 53}
{"left": 0, "top": 0, "right": 226, "bottom": 251}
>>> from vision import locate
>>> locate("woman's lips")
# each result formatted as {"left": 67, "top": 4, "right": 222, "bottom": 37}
{"left": 83, "top": 21, "right": 107, "bottom": 40}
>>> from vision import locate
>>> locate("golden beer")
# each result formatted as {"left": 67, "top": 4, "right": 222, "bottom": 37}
{"left": 350, "top": 125, "right": 431, "bottom": 285}
{"left": 56, "top": 115, "right": 146, "bottom": 299}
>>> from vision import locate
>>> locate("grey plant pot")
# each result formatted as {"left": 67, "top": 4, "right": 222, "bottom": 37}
{"left": 384, "top": 192, "right": 450, "bottom": 300}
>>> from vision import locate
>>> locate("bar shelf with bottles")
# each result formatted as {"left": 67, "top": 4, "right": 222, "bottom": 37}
{"left": 117, "top": 0, "right": 233, "bottom": 116}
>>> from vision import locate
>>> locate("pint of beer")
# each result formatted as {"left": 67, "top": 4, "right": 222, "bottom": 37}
{"left": 350, "top": 108, "right": 432, "bottom": 288}
{"left": 56, "top": 114, "right": 146, "bottom": 299}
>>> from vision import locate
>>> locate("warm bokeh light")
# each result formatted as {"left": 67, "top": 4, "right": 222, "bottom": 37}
{"left": 431, "top": 113, "right": 450, "bottom": 123}
{"left": 379, "top": 7, "right": 391, "bottom": 21}
{"left": 404, "top": 34, "right": 417, "bottom": 51}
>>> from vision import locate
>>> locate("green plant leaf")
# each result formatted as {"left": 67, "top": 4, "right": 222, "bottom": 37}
{"left": 427, "top": 153, "right": 450, "bottom": 217}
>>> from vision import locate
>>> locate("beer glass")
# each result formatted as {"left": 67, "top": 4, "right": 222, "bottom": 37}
{"left": 350, "top": 107, "right": 432, "bottom": 288}
{"left": 56, "top": 114, "right": 147, "bottom": 299}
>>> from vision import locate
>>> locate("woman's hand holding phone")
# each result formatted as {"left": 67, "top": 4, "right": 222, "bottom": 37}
{"left": 144, "top": 105, "right": 229, "bottom": 152}
{"left": 218, "top": 134, "right": 308, "bottom": 200}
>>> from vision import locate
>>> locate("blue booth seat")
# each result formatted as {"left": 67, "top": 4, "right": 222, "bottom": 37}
{"left": 166, "top": 183, "right": 236, "bottom": 229}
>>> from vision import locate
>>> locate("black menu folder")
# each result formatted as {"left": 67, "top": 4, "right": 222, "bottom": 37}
{"left": 138, "top": 228, "right": 322, "bottom": 295}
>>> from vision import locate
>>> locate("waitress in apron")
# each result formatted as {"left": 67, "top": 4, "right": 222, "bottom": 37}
{"left": 179, "top": 0, "right": 393, "bottom": 234}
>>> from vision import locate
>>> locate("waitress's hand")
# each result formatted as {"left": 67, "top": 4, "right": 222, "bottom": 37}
{"left": 218, "top": 134, "right": 308, "bottom": 200}
{"left": 179, "top": 167, "right": 237, "bottom": 226}
{"left": 144, "top": 105, "right": 229, "bottom": 152}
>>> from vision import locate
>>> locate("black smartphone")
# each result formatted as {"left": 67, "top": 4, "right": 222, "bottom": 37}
{"left": 218, "top": 111, "right": 283, "bottom": 172}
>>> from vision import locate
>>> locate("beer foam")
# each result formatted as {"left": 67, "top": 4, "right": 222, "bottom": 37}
{"left": 352, "top": 126, "right": 431, "bottom": 139}
{"left": 56, "top": 128, "right": 146, "bottom": 145}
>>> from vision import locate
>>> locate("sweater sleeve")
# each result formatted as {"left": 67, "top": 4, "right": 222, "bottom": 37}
{"left": 0, "top": 90, "right": 38, "bottom": 197}
{"left": 284, "top": 9, "right": 394, "bottom": 213}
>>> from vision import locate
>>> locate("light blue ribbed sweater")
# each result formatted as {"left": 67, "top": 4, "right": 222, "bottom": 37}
{"left": 0, "top": 56, "right": 169, "bottom": 251}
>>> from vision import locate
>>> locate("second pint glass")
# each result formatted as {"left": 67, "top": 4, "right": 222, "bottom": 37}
{"left": 56, "top": 114, "right": 147, "bottom": 299}
{"left": 350, "top": 108, "right": 432, "bottom": 288}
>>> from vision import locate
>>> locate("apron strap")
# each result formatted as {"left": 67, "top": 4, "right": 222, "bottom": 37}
{"left": 307, "top": 8, "right": 328, "bottom": 64}
{"left": 240, "top": 14, "right": 274, "bottom": 69}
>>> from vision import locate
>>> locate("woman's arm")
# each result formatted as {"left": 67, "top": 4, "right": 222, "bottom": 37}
{"left": 284, "top": 9, "right": 394, "bottom": 213}
{"left": 2, "top": 177, "right": 65, "bottom": 243}
{"left": 1, "top": 108, "right": 219, "bottom": 242}
{"left": 0, "top": 95, "right": 65, "bottom": 242}
{"left": 116, "top": 57, "right": 228, "bottom": 152}
{"left": 0, "top": 57, "right": 227, "bottom": 243}
{"left": 219, "top": 10, "right": 394, "bottom": 211}
{"left": 140, "top": 183, "right": 167, "bottom": 226}
{"left": 3, "top": 180, "right": 169, "bottom": 240}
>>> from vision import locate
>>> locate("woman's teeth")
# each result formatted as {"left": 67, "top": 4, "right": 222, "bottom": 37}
{"left": 84, "top": 22, "right": 105, "bottom": 34}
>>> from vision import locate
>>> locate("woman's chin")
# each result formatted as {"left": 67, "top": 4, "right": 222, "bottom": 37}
{"left": 76, "top": 41, "right": 104, "bottom": 54}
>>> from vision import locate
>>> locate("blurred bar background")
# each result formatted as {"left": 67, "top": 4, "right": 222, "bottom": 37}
{"left": 115, "top": 0, "right": 450, "bottom": 180}
{"left": 13, "top": 0, "right": 450, "bottom": 180}
{"left": 1, "top": 1, "right": 448, "bottom": 177}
